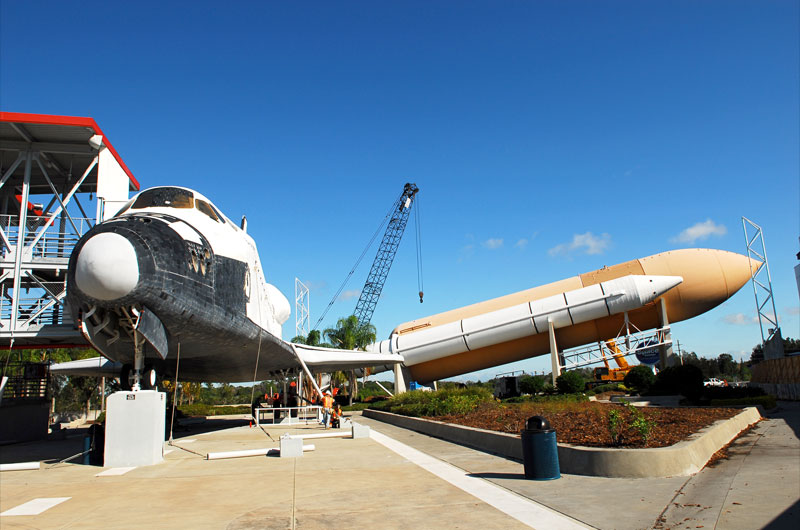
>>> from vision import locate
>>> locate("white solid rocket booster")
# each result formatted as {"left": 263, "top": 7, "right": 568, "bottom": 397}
{"left": 369, "top": 274, "right": 683, "bottom": 366}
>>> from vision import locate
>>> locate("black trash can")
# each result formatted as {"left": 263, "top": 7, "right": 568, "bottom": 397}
{"left": 520, "top": 416, "right": 560, "bottom": 480}
{"left": 87, "top": 423, "right": 105, "bottom": 466}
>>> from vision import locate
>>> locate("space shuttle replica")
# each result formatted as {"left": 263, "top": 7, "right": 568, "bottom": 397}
{"left": 56, "top": 186, "right": 759, "bottom": 390}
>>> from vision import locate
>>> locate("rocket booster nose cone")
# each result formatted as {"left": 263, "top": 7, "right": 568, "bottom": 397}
{"left": 638, "top": 248, "right": 761, "bottom": 322}
{"left": 630, "top": 275, "right": 684, "bottom": 304}
{"left": 74, "top": 232, "right": 139, "bottom": 300}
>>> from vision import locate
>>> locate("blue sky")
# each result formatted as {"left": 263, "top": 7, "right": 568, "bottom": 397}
{"left": 2, "top": 1, "right": 798, "bottom": 381}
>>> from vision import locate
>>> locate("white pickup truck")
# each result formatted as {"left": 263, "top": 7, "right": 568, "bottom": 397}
{"left": 703, "top": 378, "right": 726, "bottom": 387}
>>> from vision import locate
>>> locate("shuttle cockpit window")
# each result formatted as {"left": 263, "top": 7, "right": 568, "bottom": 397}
{"left": 131, "top": 187, "right": 194, "bottom": 210}
{"left": 195, "top": 199, "right": 221, "bottom": 222}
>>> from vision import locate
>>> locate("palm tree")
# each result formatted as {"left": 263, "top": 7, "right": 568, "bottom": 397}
{"left": 323, "top": 315, "right": 376, "bottom": 351}
{"left": 290, "top": 329, "right": 333, "bottom": 347}
{"left": 324, "top": 315, "right": 377, "bottom": 404}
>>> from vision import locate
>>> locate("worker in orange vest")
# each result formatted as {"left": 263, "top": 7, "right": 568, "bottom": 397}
{"left": 321, "top": 391, "right": 334, "bottom": 429}
{"left": 331, "top": 402, "right": 343, "bottom": 429}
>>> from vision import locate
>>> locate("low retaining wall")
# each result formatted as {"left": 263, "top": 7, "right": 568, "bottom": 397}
{"left": 363, "top": 407, "right": 761, "bottom": 478}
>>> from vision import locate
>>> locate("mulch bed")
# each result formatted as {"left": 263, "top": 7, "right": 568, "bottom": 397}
{"left": 432, "top": 402, "right": 740, "bottom": 448}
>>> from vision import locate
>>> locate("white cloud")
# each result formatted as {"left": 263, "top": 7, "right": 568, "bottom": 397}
{"left": 483, "top": 238, "right": 504, "bottom": 249}
{"left": 723, "top": 313, "right": 759, "bottom": 325}
{"left": 548, "top": 232, "right": 611, "bottom": 257}
{"left": 305, "top": 280, "right": 328, "bottom": 292}
{"left": 338, "top": 289, "right": 361, "bottom": 301}
{"left": 457, "top": 244, "right": 475, "bottom": 263}
{"left": 786, "top": 306, "right": 800, "bottom": 316}
{"left": 670, "top": 219, "right": 727, "bottom": 244}
{"left": 515, "top": 231, "right": 538, "bottom": 250}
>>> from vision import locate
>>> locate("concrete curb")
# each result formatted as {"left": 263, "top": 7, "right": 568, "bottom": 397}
{"left": 362, "top": 407, "right": 761, "bottom": 478}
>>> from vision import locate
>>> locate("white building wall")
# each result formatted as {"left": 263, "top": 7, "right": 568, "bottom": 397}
{"left": 97, "top": 147, "right": 131, "bottom": 220}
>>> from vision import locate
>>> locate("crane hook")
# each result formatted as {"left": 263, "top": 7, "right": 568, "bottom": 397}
{"left": 419, "top": 291, "right": 424, "bottom": 303}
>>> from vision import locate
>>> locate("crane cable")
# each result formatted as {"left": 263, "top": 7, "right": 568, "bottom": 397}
{"left": 415, "top": 193, "right": 424, "bottom": 303}
{"left": 311, "top": 198, "right": 398, "bottom": 331}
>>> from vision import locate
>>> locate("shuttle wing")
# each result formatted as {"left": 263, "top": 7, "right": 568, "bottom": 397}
{"left": 50, "top": 342, "right": 403, "bottom": 382}
{"left": 290, "top": 343, "right": 403, "bottom": 373}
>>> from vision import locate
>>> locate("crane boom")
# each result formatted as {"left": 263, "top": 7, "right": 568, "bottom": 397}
{"left": 353, "top": 183, "right": 419, "bottom": 325}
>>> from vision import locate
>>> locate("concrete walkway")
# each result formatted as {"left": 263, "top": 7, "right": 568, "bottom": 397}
{"left": 356, "top": 401, "right": 800, "bottom": 530}
{"left": 0, "top": 403, "right": 797, "bottom": 529}
{"left": 0, "top": 419, "right": 554, "bottom": 529}
{"left": 657, "top": 401, "right": 800, "bottom": 529}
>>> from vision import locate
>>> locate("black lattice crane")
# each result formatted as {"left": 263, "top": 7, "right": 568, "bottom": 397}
{"left": 353, "top": 183, "right": 419, "bottom": 325}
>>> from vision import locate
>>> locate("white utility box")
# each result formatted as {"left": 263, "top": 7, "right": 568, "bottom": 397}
{"left": 104, "top": 391, "right": 165, "bottom": 467}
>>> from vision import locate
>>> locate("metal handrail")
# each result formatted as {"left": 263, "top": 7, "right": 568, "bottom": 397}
{"left": 254, "top": 405, "right": 323, "bottom": 427}
{"left": 1, "top": 214, "right": 94, "bottom": 258}
{"left": 561, "top": 327, "right": 672, "bottom": 371}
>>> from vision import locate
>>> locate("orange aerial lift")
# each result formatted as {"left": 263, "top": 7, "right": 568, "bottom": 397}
{"left": 592, "top": 340, "right": 632, "bottom": 383}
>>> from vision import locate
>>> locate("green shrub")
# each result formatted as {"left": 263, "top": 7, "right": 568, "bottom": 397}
{"left": 519, "top": 374, "right": 546, "bottom": 395}
{"left": 556, "top": 371, "right": 585, "bottom": 394}
{"left": 651, "top": 364, "right": 704, "bottom": 400}
{"left": 623, "top": 365, "right": 655, "bottom": 394}
{"left": 591, "top": 383, "right": 625, "bottom": 394}
{"left": 368, "top": 386, "right": 494, "bottom": 417}
{"left": 542, "top": 383, "right": 556, "bottom": 394}
{"left": 703, "top": 386, "right": 765, "bottom": 400}
{"left": 608, "top": 409, "right": 623, "bottom": 445}
{"left": 529, "top": 393, "right": 589, "bottom": 403}
{"left": 710, "top": 395, "right": 776, "bottom": 410}
{"left": 502, "top": 396, "right": 530, "bottom": 404}
{"left": 624, "top": 402, "right": 657, "bottom": 444}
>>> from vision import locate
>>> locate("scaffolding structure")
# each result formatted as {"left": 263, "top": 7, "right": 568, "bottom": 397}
{"left": 295, "top": 278, "right": 310, "bottom": 339}
{"left": 742, "top": 216, "right": 783, "bottom": 360}
{"left": 560, "top": 326, "right": 672, "bottom": 372}
{"left": 0, "top": 113, "right": 138, "bottom": 349}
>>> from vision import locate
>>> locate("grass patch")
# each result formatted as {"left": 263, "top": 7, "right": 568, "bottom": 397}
{"left": 369, "top": 386, "right": 494, "bottom": 417}
{"left": 342, "top": 402, "right": 371, "bottom": 412}
{"left": 710, "top": 395, "right": 776, "bottom": 410}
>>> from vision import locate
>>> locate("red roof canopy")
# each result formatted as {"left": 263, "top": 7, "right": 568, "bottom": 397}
{"left": 0, "top": 111, "right": 139, "bottom": 190}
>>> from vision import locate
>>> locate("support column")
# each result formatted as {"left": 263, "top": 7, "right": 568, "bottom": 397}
{"left": 296, "top": 368, "right": 303, "bottom": 403}
{"left": 131, "top": 334, "right": 144, "bottom": 392}
{"left": 549, "top": 320, "right": 561, "bottom": 386}
{"left": 658, "top": 298, "right": 675, "bottom": 368}
{"left": 10, "top": 150, "right": 32, "bottom": 333}
{"left": 393, "top": 363, "right": 408, "bottom": 394}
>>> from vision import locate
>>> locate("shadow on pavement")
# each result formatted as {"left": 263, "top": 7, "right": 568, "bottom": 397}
{"left": 170, "top": 416, "right": 251, "bottom": 438}
{"left": 0, "top": 427, "right": 91, "bottom": 465}
{"left": 765, "top": 498, "right": 800, "bottom": 530}
{"left": 770, "top": 401, "right": 800, "bottom": 441}
{"left": 467, "top": 471, "right": 527, "bottom": 480}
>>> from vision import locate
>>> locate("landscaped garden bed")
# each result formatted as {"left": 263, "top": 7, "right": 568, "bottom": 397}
{"left": 433, "top": 401, "right": 739, "bottom": 448}
{"left": 369, "top": 387, "right": 742, "bottom": 448}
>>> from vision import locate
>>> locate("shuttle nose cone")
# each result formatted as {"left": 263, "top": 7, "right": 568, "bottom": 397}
{"left": 74, "top": 232, "right": 139, "bottom": 300}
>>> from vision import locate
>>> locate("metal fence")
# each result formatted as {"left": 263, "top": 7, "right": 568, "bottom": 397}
{"left": 1, "top": 361, "right": 50, "bottom": 402}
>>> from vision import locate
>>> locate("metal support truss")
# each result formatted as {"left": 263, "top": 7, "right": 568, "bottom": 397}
{"left": 561, "top": 325, "right": 673, "bottom": 372}
{"left": 0, "top": 138, "right": 101, "bottom": 345}
{"left": 742, "top": 217, "right": 783, "bottom": 357}
{"left": 294, "top": 278, "right": 310, "bottom": 339}
{"left": 742, "top": 217, "right": 780, "bottom": 342}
